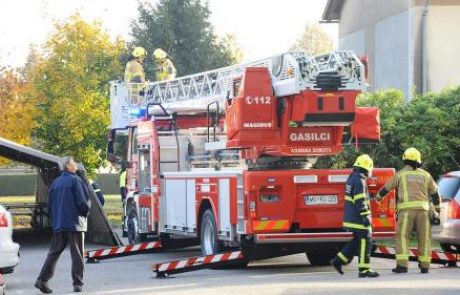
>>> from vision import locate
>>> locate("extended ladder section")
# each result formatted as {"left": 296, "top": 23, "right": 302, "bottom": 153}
{"left": 144, "top": 51, "right": 365, "bottom": 112}
{"left": 111, "top": 51, "right": 365, "bottom": 121}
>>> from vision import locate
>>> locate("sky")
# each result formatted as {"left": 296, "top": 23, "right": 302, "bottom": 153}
{"left": 0, "top": 0, "right": 337, "bottom": 67}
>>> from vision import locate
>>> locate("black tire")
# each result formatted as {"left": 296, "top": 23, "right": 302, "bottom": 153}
{"left": 127, "top": 209, "right": 140, "bottom": 245}
{"left": 440, "top": 243, "right": 460, "bottom": 254}
{"left": 159, "top": 233, "right": 174, "bottom": 249}
{"left": 200, "top": 209, "right": 223, "bottom": 255}
{"left": 200, "top": 209, "right": 249, "bottom": 268}
{"left": 306, "top": 248, "right": 339, "bottom": 266}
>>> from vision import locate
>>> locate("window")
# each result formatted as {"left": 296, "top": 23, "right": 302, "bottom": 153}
{"left": 130, "top": 127, "right": 138, "bottom": 155}
{"left": 438, "top": 175, "right": 460, "bottom": 200}
{"left": 138, "top": 150, "right": 151, "bottom": 193}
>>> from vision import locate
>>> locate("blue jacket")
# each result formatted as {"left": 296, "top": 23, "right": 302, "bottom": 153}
{"left": 47, "top": 171, "right": 90, "bottom": 232}
{"left": 343, "top": 169, "right": 372, "bottom": 232}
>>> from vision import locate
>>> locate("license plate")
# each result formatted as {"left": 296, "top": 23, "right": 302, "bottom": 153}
{"left": 304, "top": 195, "right": 338, "bottom": 205}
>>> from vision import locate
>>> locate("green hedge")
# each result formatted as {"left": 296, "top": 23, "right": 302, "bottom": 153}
{"left": 0, "top": 173, "right": 119, "bottom": 196}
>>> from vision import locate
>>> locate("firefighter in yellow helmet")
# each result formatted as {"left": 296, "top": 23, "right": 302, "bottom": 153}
{"left": 153, "top": 48, "right": 176, "bottom": 81}
{"left": 124, "top": 47, "right": 147, "bottom": 106}
{"left": 330, "top": 154, "right": 379, "bottom": 278}
{"left": 124, "top": 46, "right": 147, "bottom": 83}
{"left": 375, "top": 147, "right": 440, "bottom": 273}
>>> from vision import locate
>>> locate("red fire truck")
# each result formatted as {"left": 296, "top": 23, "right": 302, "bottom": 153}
{"left": 108, "top": 51, "right": 395, "bottom": 266}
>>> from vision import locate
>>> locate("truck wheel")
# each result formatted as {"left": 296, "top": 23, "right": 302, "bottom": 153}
{"left": 200, "top": 209, "right": 222, "bottom": 255}
{"left": 200, "top": 209, "right": 248, "bottom": 268}
{"left": 306, "top": 248, "right": 338, "bottom": 266}
{"left": 127, "top": 209, "right": 140, "bottom": 245}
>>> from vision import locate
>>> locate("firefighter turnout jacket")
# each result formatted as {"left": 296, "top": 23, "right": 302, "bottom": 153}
{"left": 154, "top": 58, "right": 176, "bottom": 81}
{"left": 343, "top": 169, "right": 372, "bottom": 232}
{"left": 124, "top": 60, "right": 146, "bottom": 83}
{"left": 377, "top": 166, "right": 439, "bottom": 211}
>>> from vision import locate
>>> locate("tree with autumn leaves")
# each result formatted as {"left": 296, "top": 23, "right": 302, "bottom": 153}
{"left": 0, "top": 67, "right": 35, "bottom": 166}
{"left": 23, "top": 15, "right": 125, "bottom": 173}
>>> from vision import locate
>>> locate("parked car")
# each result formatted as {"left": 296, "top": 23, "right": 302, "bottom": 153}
{"left": 0, "top": 273, "right": 4, "bottom": 295}
{"left": 0, "top": 204, "right": 20, "bottom": 274}
{"left": 433, "top": 171, "right": 460, "bottom": 253}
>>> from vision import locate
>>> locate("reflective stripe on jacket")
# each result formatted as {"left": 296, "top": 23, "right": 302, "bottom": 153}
{"left": 383, "top": 166, "right": 438, "bottom": 211}
{"left": 343, "top": 169, "right": 371, "bottom": 232}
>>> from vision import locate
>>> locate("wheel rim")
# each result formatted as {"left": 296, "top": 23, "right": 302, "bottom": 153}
{"left": 203, "top": 216, "right": 215, "bottom": 255}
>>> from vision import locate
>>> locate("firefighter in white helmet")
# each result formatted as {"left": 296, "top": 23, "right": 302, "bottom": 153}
{"left": 375, "top": 147, "right": 440, "bottom": 274}
{"left": 330, "top": 154, "right": 379, "bottom": 278}
{"left": 153, "top": 48, "right": 176, "bottom": 81}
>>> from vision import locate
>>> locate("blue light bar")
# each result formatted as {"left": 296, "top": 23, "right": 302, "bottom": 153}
{"left": 129, "top": 108, "right": 147, "bottom": 118}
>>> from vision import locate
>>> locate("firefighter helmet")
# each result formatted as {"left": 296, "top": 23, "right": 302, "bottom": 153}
{"left": 132, "top": 46, "right": 147, "bottom": 58}
{"left": 353, "top": 154, "right": 374, "bottom": 172}
{"left": 402, "top": 147, "right": 421, "bottom": 164}
{"left": 153, "top": 48, "right": 167, "bottom": 60}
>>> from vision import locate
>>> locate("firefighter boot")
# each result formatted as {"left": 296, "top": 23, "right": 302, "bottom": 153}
{"left": 392, "top": 265, "right": 408, "bottom": 273}
{"left": 418, "top": 263, "right": 429, "bottom": 274}
{"left": 358, "top": 269, "right": 380, "bottom": 278}
{"left": 330, "top": 258, "right": 344, "bottom": 275}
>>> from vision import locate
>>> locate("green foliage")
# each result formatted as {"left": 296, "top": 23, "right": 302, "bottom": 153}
{"left": 315, "top": 87, "right": 460, "bottom": 179}
{"left": 131, "top": 0, "right": 240, "bottom": 79}
{"left": 290, "top": 22, "right": 334, "bottom": 55}
{"left": 395, "top": 87, "right": 460, "bottom": 178}
{"left": 25, "top": 14, "right": 125, "bottom": 174}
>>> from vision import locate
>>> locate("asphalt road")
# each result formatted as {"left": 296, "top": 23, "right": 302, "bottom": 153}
{"left": 3, "top": 232, "right": 460, "bottom": 295}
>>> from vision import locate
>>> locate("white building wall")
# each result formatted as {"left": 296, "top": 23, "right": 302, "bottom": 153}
{"left": 427, "top": 5, "right": 460, "bottom": 92}
{"left": 374, "top": 10, "right": 412, "bottom": 99}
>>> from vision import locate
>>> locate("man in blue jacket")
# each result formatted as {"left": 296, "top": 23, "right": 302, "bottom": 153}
{"left": 35, "top": 157, "right": 91, "bottom": 293}
{"left": 330, "top": 154, "right": 379, "bottom": 278}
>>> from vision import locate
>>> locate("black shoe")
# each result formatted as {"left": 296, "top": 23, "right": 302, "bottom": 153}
{"left": 35, "top": 279, "right": 53, "bottom": 294}
{"left": 359, "top": 269, "right": 380, "bottom": 278}
{"left": 330, "top": 258, "right": 344, "bottom": 275}
{"left": 73, "top": 285, "right": 82, "bottom": 292}
{"left": 392, "top": 265, "right": 408, "bottom": 273}
{"left": 418, "top": 263, "right": 429, "bottom": 273}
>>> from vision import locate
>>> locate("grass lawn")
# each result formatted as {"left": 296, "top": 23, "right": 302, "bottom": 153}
{"left": 0, "top": 195, "right": 123, "bottom": 228}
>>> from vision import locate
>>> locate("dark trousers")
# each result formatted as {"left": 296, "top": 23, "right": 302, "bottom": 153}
{"left": 120, "top": 187, "right": 127, "bottom": 202}
{"left": 38, "top": 231, "right": 85, "bottom": 286}
{"left": 336, "top": 231, "right": 372, "bottom": 271}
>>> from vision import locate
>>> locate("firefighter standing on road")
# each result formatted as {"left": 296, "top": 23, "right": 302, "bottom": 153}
{"left": 330, "top": 154, "right": 380, "bottom": 278}
{"left": 153, "top": 48, "right": 176, "bottom": 81}
{"left": 375, "top": 147, "right": 440, "bottom": 273}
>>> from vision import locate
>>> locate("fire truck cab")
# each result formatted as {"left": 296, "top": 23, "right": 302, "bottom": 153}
{"left": 108, "top": 51, "right": 396, "bottom": 265}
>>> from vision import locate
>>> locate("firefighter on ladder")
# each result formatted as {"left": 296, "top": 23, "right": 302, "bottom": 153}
{"left": 375, "top": 147, "right": 440, "bottom": 273}
{"left": 153, "top": 48, "right": 176, "bottom": 81}
{"left": 330, "top": 154, "right": 380, "bottom": 278}
{"left": 124, "top": 46, "right": 147, "bottom": 106}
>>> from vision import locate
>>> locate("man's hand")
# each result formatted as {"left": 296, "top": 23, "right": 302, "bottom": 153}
{"left": 431, "top": 210, "right": 441, "bottom": 226}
